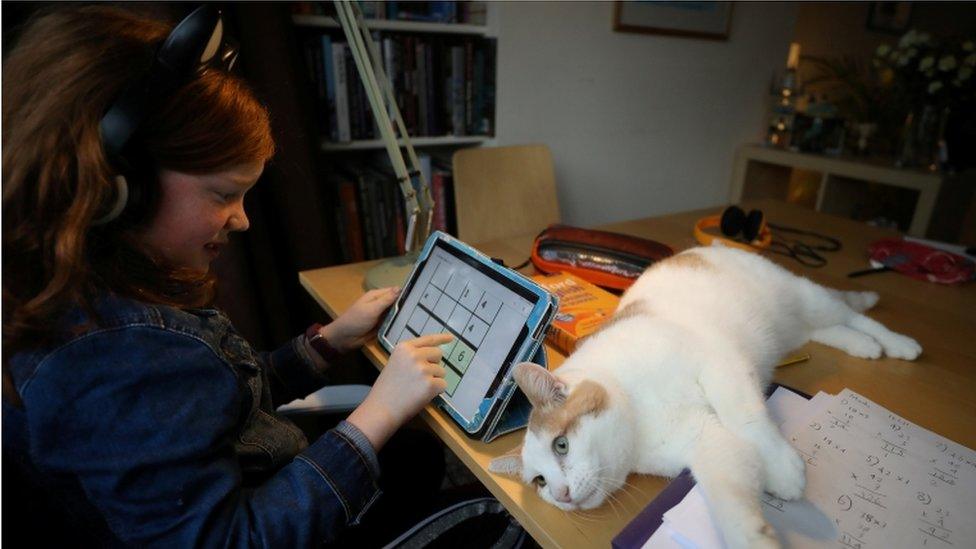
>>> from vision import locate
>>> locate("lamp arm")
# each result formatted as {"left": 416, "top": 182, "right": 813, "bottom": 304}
{"left": 349, "top": 2, "right": 435, "bottom": 216}
{"left": 334, "top": 0, "right": 433, "bottom": 250}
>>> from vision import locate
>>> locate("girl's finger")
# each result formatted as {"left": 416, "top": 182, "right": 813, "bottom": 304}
{"left": 409, "top": 333, "right": 454, "bottom": 348}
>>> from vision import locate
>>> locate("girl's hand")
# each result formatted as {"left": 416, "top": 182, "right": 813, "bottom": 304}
{"left": 347, "top": 333, "right": 454, "bottom": 450}
{"left": 320, "top": 287, "right": 400, "bottom": 353}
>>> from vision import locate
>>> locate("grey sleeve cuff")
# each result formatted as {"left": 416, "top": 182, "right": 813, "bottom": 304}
{"left": 334, "top": 420, "right": 381, "bottom": 478}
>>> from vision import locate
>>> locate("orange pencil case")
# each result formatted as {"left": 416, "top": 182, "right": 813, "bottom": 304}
{"left": 530, "top": 225, "right": 674, "bottom": 291}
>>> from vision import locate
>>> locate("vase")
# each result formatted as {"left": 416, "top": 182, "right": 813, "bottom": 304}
{"left": 855, "top": 122, "right": 877, "bottom": 155}
{"left": 896, "top": 104, "right": 946, "bottom": 170}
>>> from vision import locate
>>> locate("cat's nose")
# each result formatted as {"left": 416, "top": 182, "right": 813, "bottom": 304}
{"left": 553, "top": 485, "right": 572, "bottom": 503}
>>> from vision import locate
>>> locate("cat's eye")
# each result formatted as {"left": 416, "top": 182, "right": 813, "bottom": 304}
{"left": 553, "top": 435, "right": 569, "bottom": 455}
{"left": 533, "top": 475, "right": 547, "bottom": 487}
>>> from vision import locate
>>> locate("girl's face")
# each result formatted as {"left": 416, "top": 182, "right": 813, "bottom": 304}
{"left": 138, "top": 162, "right": 263, "bottom": 272}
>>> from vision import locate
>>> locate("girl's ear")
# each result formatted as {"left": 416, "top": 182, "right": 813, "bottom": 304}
{"left": 488, "top": 445, "right": 523, "bottom": 476}
{"left": 513, "top": 362, "right": 566, "bottom": 408}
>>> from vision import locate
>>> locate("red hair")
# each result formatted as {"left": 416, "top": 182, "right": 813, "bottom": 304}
{"left": 3, "top": 5, "right": 275, "bottom": 352}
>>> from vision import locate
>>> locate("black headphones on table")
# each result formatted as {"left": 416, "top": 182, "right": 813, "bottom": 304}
{"left": 695, "top": 206, "right": 841, "bottom": 267}
{"left": 94, "top": 5, "right": 238, "bottom": 226}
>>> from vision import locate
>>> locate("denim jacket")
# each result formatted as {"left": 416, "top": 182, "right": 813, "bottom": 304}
{"left": 4, "top": 293, "right": 382, "bottom": 547}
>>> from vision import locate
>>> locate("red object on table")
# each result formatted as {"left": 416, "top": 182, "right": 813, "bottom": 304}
{"left": 868, "top": 238, "right": 975, "bottom": 285}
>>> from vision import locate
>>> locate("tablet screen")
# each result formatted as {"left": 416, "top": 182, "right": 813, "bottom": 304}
{"left": 382, "top": 240, "right": 540, "bottom": 422}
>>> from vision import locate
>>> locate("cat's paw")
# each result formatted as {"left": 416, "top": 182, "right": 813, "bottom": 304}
{"left": 846, "top": 290, "right": 879, "bottom": 312}
{"left": 724, "top": 521, "right": 780, "bottom": 549}
{"left": 764, "top": 441, "right": 806, "bottom": 501}
{"left": 843, "top": 336, "right": 883, "bottom": 359}
{"left": 879, "top": 332, "right": 922, "bottom": 360}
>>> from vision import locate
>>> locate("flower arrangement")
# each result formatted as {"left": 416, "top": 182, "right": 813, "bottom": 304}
{"left": 874, "top": 30, "right": 975, "bottom": 112}
{"left": 802, "top": 30, "right": 974, "bottom": 163}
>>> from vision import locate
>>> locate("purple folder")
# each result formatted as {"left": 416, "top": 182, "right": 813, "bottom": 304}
{"left": 611, "top": 383, "right": 809, "bottom": 549}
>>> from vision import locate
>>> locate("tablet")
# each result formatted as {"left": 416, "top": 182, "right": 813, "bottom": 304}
{"left": 377, "top": 232, "right": 556, "bottom": 433}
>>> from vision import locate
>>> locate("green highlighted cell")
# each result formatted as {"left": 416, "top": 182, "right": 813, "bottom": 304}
{"left": 444, "top": 366, "right": 461, "bottom": 395}
{"left": 439, "top": 339, "right": 457, "bottom": 360}
{"left": 448, "top": 341, "right": 474, "bottom": 373}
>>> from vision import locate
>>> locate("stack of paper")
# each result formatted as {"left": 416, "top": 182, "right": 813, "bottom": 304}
{"left": 645, "top": 387, "right": 976, "bottom": 548}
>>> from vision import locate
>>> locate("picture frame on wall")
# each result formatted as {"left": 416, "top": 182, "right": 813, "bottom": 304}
{"left": 865, "top": 2, "right": 913, "bottom": 34}
{"left": 612, "top": 1, "right": 733, "bottom": 41}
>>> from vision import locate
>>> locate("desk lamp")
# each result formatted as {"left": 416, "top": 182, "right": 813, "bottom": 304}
{"left": 333, "top": 0, "right": 435, "bottom": 289}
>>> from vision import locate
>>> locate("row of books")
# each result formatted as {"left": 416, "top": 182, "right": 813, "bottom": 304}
{"left": 293, "top": 1, "right": 488, "bottom": 25}
{"left": 331, "top": 154, "right": 457, "bottom": 263}
{"left": 300, "top": 32, "right": 497, "bottom": 142}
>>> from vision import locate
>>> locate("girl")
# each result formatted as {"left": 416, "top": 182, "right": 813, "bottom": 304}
{"left": 2, "top": 5, "right": 451, "bottom": 546}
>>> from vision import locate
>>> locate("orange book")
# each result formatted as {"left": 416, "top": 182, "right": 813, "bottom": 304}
{"left": 531, "top": 272, "right": 620, "bottom": 355}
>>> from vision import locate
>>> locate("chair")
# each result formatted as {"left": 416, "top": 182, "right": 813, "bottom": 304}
{"left": 452, "top": 144, "right": 561, "bottom": 244}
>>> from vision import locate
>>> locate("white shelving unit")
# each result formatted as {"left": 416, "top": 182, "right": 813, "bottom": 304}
{"left": 730, "top": 144, "right": 942, "bottom": 236}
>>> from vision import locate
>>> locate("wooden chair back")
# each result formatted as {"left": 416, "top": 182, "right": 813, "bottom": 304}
{"left": 451, "top": 144, "right": 560, "bottom": 244}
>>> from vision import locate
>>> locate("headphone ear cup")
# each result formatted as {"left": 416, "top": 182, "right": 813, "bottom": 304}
{"left": 720, "top": 206, "right": 746, "bottom": 237}
{"left": 743, "top": 209, "right": 765, "bottom": 242}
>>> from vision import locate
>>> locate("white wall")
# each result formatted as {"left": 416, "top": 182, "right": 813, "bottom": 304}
{"left": 491, "top": 1, "right": 798, "bottom": 227}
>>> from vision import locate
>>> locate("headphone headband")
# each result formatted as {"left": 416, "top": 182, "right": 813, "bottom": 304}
{"left": 693, "top": 209, "right": 772, "bottom": 252}
{"left": 94, "top": 5, "right": 236, "bottom": 226}
{"left": 99, "top": 5, "right": 226, "bottom": 165}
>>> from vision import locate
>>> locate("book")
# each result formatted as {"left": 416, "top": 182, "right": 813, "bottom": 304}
{"left": 464, "top": 39, "right": 474, "bottom": 134}
{"left": 351, "top": 167, "right": 375, "bottom": 258}
{"left": 301, "top": 34, "right": 328, "bottom": 133}
{"left": 450, "top": 45, "right": 465, "bottom": 136}
{"left": 461, "top": 1, "right": 487, "bottom": 25}
{"left": 425, "top": 39, "right": 438, "bottom": 135}
{"left": 472, "top": 42, "right": 486, "bottom": 134}
{"left": 337, "top": 178, "right": 365, "bottom": 262}
{"left": 331, "top": 42, "right": 351, "bottom": 141}
{"left": 320, "top": 34, "right": 337, "bottom": 141}
{"left": 345, "top": 45, "right": 364, "bottom": 139}
{"left": 382, "top": 36, "right": 397, "bottom": 126}
{"left": 416, "top": 39, "right": 429, "bottom": 136}
{"left": 530, "top": 273, "right": 621, "bottom": 355}
{"left": 485, "top": 37, "right": 496, "bottom": 135}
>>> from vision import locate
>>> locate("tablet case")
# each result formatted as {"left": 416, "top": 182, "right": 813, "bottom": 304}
{"left": 377, "top": 231, "right": 558, "bottom": 442}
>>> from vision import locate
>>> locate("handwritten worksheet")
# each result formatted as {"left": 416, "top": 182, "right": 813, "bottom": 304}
{"left": 653, "top": 388, "right": 976, "bottom": 548}
{"left": 785, "top": 389, "right": 976, "bottom": 548}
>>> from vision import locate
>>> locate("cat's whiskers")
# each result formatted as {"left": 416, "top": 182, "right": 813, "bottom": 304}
{"left": 594, "top": 475, "right": 645, "bottom": 508}
{"left": 598, "top": 475, "right": 651, "bottom": 501}
{"left": 568, "top": 508, "right": 599, "bottom": 523}
{"left": 593, "top": 483, "right": 623, "bottom": 519}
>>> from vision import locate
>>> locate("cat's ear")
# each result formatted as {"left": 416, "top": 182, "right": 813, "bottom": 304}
{"left": 488, "top": 445, "right": 523, "bottom": 476}
{"left": 513, "top": 362, "right": 566, "bottom": 408}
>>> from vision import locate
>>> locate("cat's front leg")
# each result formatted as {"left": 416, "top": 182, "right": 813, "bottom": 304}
{"left": 689, "top": 414, "right": 780, "bottom": 549}
{"left": 699, "top": 357, "right": 806, "bottom": 500}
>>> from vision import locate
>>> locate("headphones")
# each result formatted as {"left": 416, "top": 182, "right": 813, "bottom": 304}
{"left": 94, "top": 5, "right": 238, "bottom": 226}
{"left": 694, "top": 206, "right": 773, "bottom": 252}
{"left": 695, "top": 206, "right": 841, "bottom": 267}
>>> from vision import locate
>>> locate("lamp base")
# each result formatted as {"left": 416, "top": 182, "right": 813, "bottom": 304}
{"left": 363, "top": 250, "right": 421, "bottom": 290}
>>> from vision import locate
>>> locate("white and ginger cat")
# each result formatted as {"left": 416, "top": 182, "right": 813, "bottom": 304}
{"left": 489, "top": 246, "right": 921, "bottom": 549}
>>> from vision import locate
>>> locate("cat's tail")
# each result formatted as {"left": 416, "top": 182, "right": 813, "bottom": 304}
{"left": 836, "top": 290, "right": 879, "bottom": 312}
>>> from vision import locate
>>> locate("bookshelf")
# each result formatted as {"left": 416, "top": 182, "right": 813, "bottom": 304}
{"left": 291, "top": 2, "right": 497, "bottom": 263}
{"left": 293, "top": 14, "right": 489, "bottom": 36}
{"left": 320, "top": 135, "right": 489, "bottom": 151}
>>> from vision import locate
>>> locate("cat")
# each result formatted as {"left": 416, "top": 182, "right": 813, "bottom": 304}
{"left": 489, "top": 245, "right": 921, "bottom": 549}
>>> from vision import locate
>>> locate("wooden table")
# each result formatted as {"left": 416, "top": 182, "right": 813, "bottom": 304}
{"left": 299, "top": 199, "right": 976, "bottom": 548}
